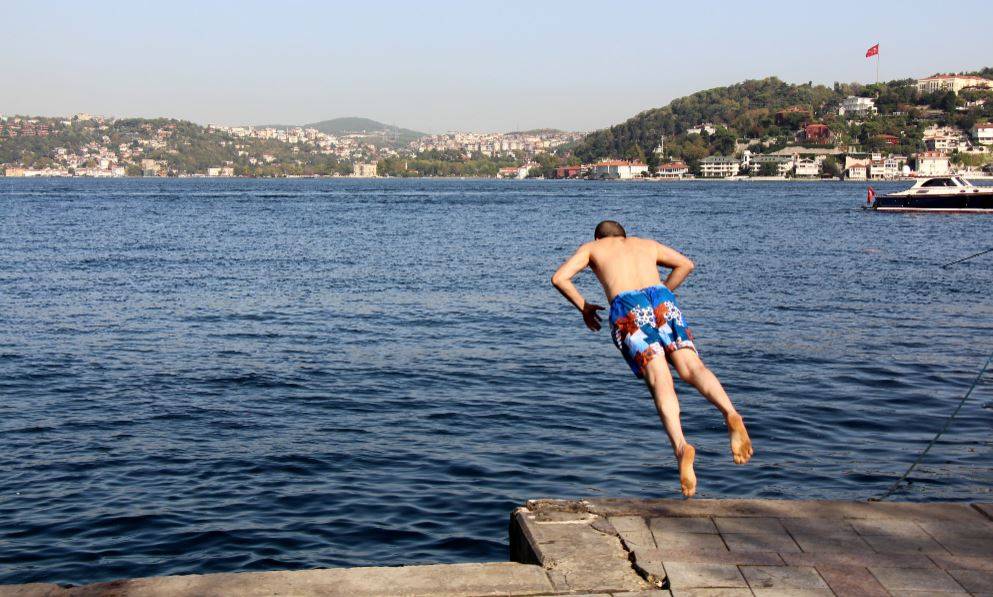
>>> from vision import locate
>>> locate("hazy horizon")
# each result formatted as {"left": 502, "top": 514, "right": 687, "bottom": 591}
{"left": 4, "top": 0, "right": 993, "bottom": 134}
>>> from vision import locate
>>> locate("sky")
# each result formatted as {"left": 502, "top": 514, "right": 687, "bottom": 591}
{"left": 4, "top": 0, "right": 993, "bottom": 133}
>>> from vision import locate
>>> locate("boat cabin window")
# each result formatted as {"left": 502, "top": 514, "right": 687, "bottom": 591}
{"left": 921, "top": 178, "right": 955, "bottom": 187}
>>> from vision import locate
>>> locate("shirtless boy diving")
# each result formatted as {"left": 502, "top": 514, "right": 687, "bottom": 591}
{"left": 551, "top": 220, "right": 752, "bottom": 497}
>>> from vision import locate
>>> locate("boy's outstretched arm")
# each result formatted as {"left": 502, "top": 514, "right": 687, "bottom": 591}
{"left": 656, "top": 241, "right": 695, "bottom": 291}
{"left": 551, "top": 243, "right": 604, "bottom": 331}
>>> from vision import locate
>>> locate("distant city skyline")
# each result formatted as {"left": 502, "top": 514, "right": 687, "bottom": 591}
{"left": 4, "top": 0, "right": 993, "bottom": 133}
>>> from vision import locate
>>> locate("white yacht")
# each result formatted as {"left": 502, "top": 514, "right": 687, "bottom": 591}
{"left": 871, "top": 177, "right": 993, "bottom": 212}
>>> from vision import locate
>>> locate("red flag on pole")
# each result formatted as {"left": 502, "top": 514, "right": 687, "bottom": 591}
{"left": 867, "top": 186, "right": 876, "bottom": 206}
{"left": 866, "top": 44, "right": 879, "bottom": 58}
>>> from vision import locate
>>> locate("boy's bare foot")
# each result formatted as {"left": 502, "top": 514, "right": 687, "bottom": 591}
{"left": 727, "top": 413, "right": 753, "bottom": 464}
{"left": 678, "top": 444, "right": 697, "bottom": 497}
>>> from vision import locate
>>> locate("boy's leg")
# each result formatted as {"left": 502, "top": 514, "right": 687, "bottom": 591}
{"left": 641, "top": 356, "right": 696, "bottom": 497}
{"left": 669, "top": 348, "right": 753, "bottom": 465}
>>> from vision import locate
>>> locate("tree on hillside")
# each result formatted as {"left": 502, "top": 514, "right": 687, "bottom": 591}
{"left": 822, "top": 156, "right": 842, "bottom": 179}
{"left": 646, "top": 149, "right": 660, "bottom": 174}
{"left": 710, "top": 127, "right": 737, "bottom": 156}
{"left": 624, "top": 143, "right": 646, "bottom": 163}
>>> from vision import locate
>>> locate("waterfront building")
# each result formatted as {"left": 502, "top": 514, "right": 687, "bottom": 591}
{"left": 971, "top": 123, "right": 993, "bottom": 145}
{"left": 845, "top": 156, "right": 871, "bottom": 180}
{"left": 916, "top": 74, "right": 993, "bottom": 95}
{"left": 847, "top": 165, "right": 868, "bottom": 180}
{"left": 838, "top": 96, "right": 877, "bottom": 118}
{"left": 550, "top": 165, "right": 582, "bottom": 179}
{"left": 656, "top": 161, "right": 689, "bottom": 179}
{"left": 794, "top": 157, "right": 822, "bottom": 178}
{"left": 590, "top": 160, "right": 648, "bottom": 179}
{"left": 750, "top": 155, "right": 794, "bottom": 177}
{"left": 914, "top": 152, "right": 951, "bottom": 176}
{"left": 869, "top": 154, "right": 908, "bottom": 179}
{"left": 699, "top": 155, "right": 739, "bottom": 178}
{"left": 352, "top": 162, "right": 379, "bottom": 177}
{"left": 497, "top": 166, "right": 529, "bottom": 179}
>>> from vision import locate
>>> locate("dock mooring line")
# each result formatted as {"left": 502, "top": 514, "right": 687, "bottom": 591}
{"left": 940, "top": 246, "right": 993, "bottom": 269}
{"left": 870, "top": 348, "right": 993, "bottom": 501}
{"left": 871, "top": 247, "right": 993, "bottom": 501}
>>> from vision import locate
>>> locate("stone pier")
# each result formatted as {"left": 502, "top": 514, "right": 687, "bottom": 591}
{"left": 2, "top": 499, "right": 992, "bottom": 596}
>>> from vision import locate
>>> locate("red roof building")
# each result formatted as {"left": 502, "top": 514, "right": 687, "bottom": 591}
{"left": 802, "top": 124, "right": 833, "bottom": 143}
{"left": 550, "top": 165, "right": 583, "bottom": 179}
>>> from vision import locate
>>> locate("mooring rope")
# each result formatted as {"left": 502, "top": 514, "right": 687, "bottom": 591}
{"left": 940, "top": 246, "right": 993, "bottom": 269}
{"left": 870, "top": 245, "right": 993, "bottom": 501}
{"left": 870, "top": 349, "right": 993, "bottom": 501}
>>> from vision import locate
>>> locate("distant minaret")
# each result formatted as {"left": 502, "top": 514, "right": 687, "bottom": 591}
{"left": 653, "top": 136, "right": 665, "bottom": 159}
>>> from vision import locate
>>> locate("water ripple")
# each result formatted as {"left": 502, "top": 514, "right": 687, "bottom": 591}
{"left": 0, "top": 177, "right": 991, "bottom": 586}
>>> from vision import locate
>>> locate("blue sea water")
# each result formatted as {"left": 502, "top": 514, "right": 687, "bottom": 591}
{"left": 1, "top": 177, "right": 991, "bottom": 586}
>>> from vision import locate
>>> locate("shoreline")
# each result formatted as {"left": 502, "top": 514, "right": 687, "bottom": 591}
{"left": 4, "top": 175, "right": 993, "bottom": 182}
{"left": 4, "top": 498, "right": 990, "bottom": 595}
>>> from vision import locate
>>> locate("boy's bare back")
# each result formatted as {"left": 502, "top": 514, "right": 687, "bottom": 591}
{"left": 588, "top": 236, "right": 668, "bottom": 300}
{"left": 569, "top": 236, "right": 696, "bottom": 302}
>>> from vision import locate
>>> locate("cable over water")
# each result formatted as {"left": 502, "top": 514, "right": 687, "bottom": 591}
{"left": 870, "top": 243, "right": 993, "bottom": 501}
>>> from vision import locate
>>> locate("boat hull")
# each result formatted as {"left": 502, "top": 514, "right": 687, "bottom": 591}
{"left": 874, "top": 191, "right": 993, "bottom": 212}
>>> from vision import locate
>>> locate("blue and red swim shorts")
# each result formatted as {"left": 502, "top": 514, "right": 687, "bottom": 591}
{"left": 609, "top": 284, "right": 697, "bottom": 378}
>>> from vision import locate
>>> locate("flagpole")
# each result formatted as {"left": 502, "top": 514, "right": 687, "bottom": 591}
{"left": 876, "top": 51, "right": 880, "bottom": 84}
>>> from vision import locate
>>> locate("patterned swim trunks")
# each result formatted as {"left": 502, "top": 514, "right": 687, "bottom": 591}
{"left": 609, "top": 284, "right": 697, "bottom": 378}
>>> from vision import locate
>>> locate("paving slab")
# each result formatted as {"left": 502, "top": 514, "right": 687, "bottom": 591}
{"left": 610, "top": 516, "right": 657, "bottom": 550}
{"left": 782, "top": 550, "right": 934, "bottom": 569}
{"left": 860, "top": 532, "right": 950, "bottom": 554}
{"left": 936, "top": 534, "right": 993, "bottom": 556}
{"left": 511, "top": 507, "right": 648, "bottom": 593}
{"left": 739, "top": 565, "right": 829, "bottom": 592}
{"left": 635, "top": 548, "right": 783, "bottom": 566}
{"left": 780, "top": 518, "right": 855, "bottom": 536}
{"left": 929, "top": 553, "right": 993, "bottom": 571}
{"left": 750, "top": 590, "right": 832, "bottom": 597}
{"left": 713, "top": 518, "right": 786, "bottom": 535}
{"left": 65, "top": 562, "right": 555, "bottom": 597}
{"left": 849, "top": 518, "right": 930, "bottom": 538}
{"left": 650, "top": 517, "right": 719, "bottom": 534}
{"left": 813, "top": 565, "right": 888, "bottom": 597}
{"left": 868, "top": 565, "right": 968, "bottom": 593}
{"left": 722, "top": 533, "right": 799, "bottom": 553}
{"left": 947, "top": 568, "right": 993, "bottom": 593}
{"left": 918, "top": 519, "right": 993, "bottom": 540}
{"left": 584, "top": 499, "right": 988, "bottom": 523}
{"left": 972, "top": 503, "right": 993, "bottom": 521}
{"left": 654, "top": 532, "right": 728, "bottom": 551}
{"left": 0, "top": 585, "right": 66, "bottom": 597}
{"left": 662, "top": 562, "right": 748, "bottom": 589}
{"left": 669, "top": 590, "right": 752, "bottom": 596}
{"left": 790, "top": 532, "right": 874, "bottom": 554}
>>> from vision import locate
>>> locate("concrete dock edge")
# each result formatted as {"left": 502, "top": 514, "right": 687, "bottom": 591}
{"left": 3, "top": 499, "right": 992, "bottom": 596}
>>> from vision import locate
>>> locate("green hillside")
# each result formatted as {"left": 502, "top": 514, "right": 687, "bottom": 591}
{"left": 572, "top": 74, "right": 993, "bottom": 172}
{"left": 302, "top": 117, "right": 424, "bottom": 144}
{"left": 255, "top": 117, "right": 425, "bottom": 145}
{"left": 573, "top": 77, "right": 841, "bottom": 162}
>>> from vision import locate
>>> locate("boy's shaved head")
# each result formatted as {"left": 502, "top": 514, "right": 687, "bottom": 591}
{"left": 594, "top": 220, "right": 626, "bottom": 239}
